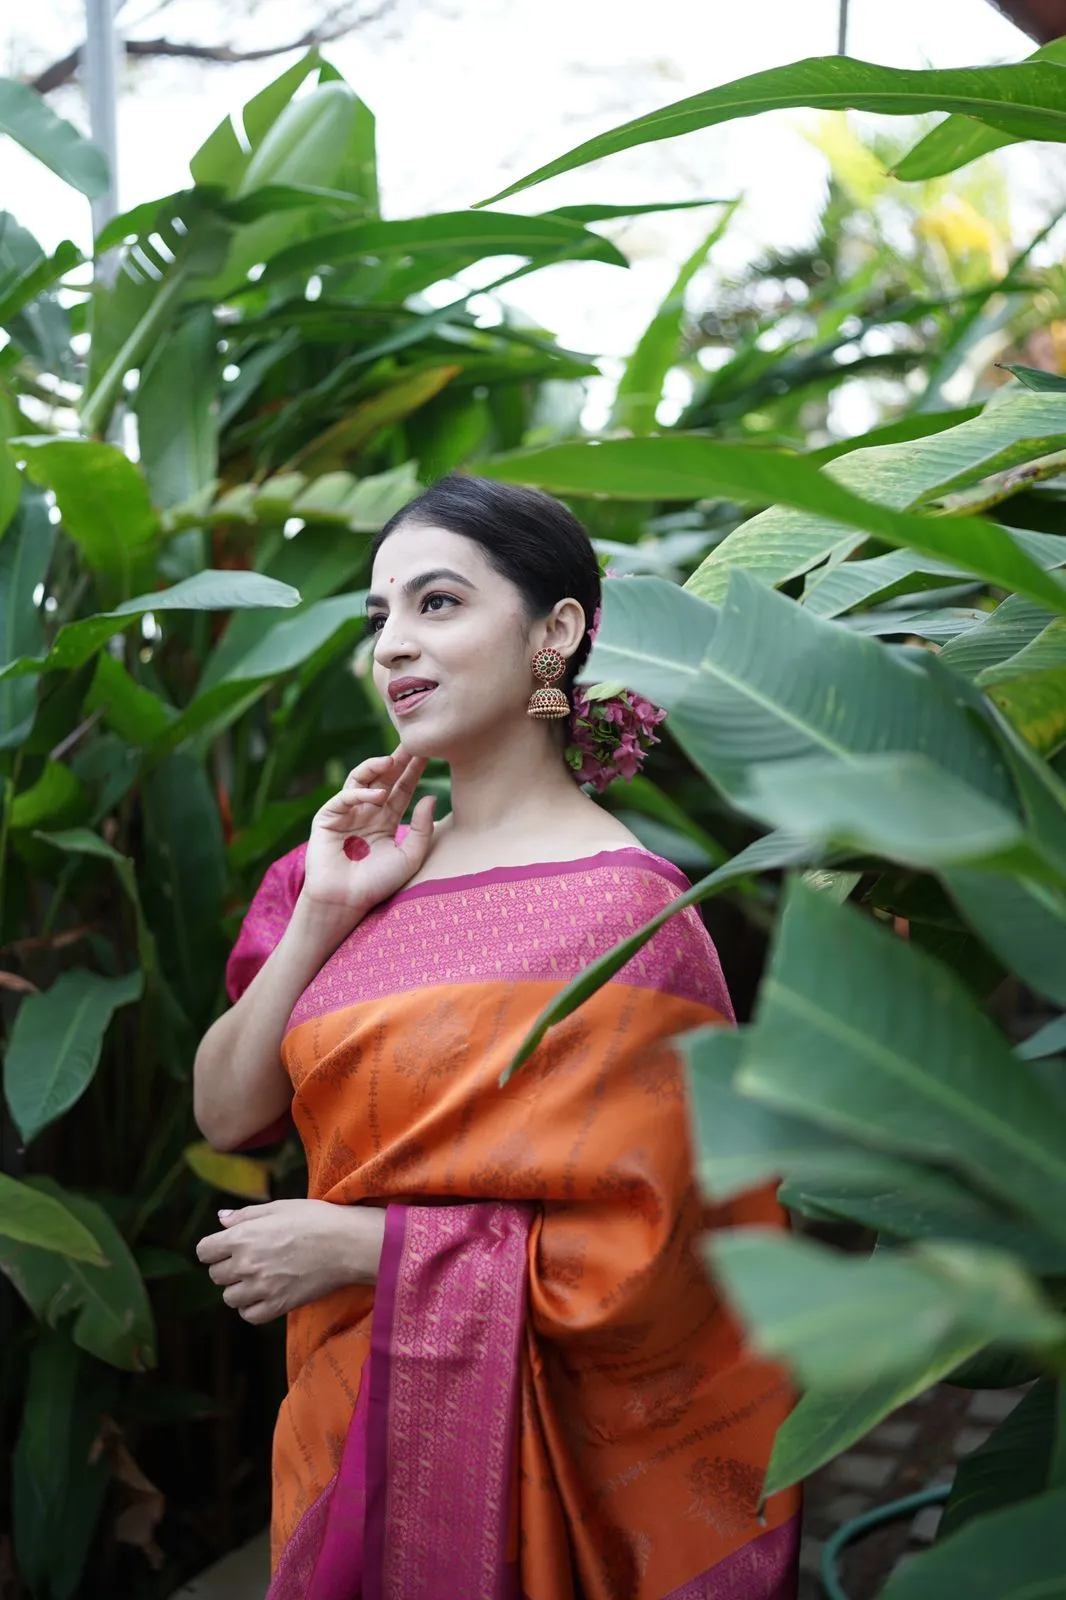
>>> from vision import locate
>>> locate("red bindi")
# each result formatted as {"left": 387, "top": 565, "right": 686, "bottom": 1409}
{"left": 389, "top": 576, "right": 395, "bottom": 583}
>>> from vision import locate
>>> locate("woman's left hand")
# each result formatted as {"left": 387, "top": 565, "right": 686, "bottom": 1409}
{"left": 196, "top": 1199, "right": 385, "bottom": 1325}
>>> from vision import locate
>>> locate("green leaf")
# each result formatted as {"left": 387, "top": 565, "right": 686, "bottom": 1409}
{"left": 483, "top": 430, "right": 1066, "bottom": 615}
{"left": 741, "top": 880, "right": 1066, "bottom": 1233}
{"left": 1018, "top": 1015, "right": 1066, "bottom": 1061}
{"left": 35, "top": 827, "right": 161, "bottom": 986}
{"left": 999, "top": 364, "right": 1066, "bottom": 393}
{"left": 12, "top": 1332, "right": 118, "bottom": 1600}
{"left": 502, "top": 829, "right": 812, "bottom": 1081}
{"left": 0, "top": 77, "right": 109, "bottom": 197}
{"left": 9, "top": 761, "right": 82, "bottom": 831}
{"left": 763, "top": 1328, "right": 987, "bottom": 1496}
{"left": 287, "top": 366, "right": 461, "bottom": 475}
{"left": 0, "top": 388, "right": 22, "bottom": 538}
{"left": 0, "top": 570, "right": 301, "bottom": 684}
{"left": 135, "top": 305, "right": 218, "bottom": 511}
{"left": 3, "top": 969, "right": 143, "bottom": 1143}
{"left": 610, "top": 205, "right": 735, "bottom": 434}
{"left": 261, "top": 210, "right": 630, "bottom": 281}
{"left": 940, "top": 595, "right": 1057, "bottom": 678}
{"left": 15, "top": 438, "right": 157, "bottom": 598}
{"left": 683, "top": 1026, "right": 919, "bottom": 1200}
{"left": 86, "top": 653, "right": 173, "bottom": 744}
{"left": 802, "top": 548, "right": 971, "bottom": 618}
{"left": 0, "top": 237, "right": 80, "bottom": 329}
{"left": 893, "top": 36, "right": 1066, "bottom": 181}
{"left": 220, "top": 590, "right": 369, "bottom": 682}
{"left": 709, "top": 1228, "right": 1064, "bottom": 1393}
{"left": 141, "top": 752, "right": 225, "bottom": 1023}
{"left": 940, "top": 1379, "right": 1055, "bottom": 1540}
{"left": 0, "top": 1177, "right": 156, "bottom": 1369}
{"left": 744, "top": 753, "right": 1053, "bottom": 878}
{"left": 945, "top": 869, "right": 1066, "bottom": 1009}
{"left": 880, "top": 1485, "right": 1066, "bottom": 1599}
{"left": 0, "top": 491, "right": 53, "bottom": 748}
{"left": 978, "top": 618, "right": 1066, "bottom": 756}
{"left": 590, "top": 574, "right": 1015, "bottom": 810}
{"left": 480, "top": 56, "right": 1066, "bottom": 204}
{"left": 0, "top": 1173, "right": 105, "bottom": 1264}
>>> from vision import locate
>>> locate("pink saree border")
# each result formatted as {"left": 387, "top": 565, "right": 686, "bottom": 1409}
{"left": 384, "top": 845, "right": 692, "bottom": 906}
{"left": 365, "top": 1202, "right": 531, "bottom": 1600}
{"left": 659, "top": 1515, "right": 801, "bottom": 1600}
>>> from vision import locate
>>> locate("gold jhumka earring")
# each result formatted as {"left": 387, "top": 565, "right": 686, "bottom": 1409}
{"left": 526, "top": 647, "right": 570, "bottom": 720}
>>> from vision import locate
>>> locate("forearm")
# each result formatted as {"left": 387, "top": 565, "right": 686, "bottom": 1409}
{"left": 194, "top": 894, "right": 363, "bottom": 1150}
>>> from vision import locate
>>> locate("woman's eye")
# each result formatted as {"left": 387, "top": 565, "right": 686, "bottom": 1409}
{"left": 366, "top": 615, "right": 386, "bottom": 634}
{"left": 422, "top": 592, "right": 457, "bottom": 614}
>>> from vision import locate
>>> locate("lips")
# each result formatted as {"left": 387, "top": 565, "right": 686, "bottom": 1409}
{"left": 388, "top": 676, "right": 438, "bottom": 715}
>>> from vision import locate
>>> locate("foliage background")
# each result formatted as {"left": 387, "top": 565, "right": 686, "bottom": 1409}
{"left": 3, "top": 25, "right": 1066, "bottom": 1600}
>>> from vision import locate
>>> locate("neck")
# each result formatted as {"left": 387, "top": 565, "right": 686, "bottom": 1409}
{"left": 445, "top": 715, "right": 584, "bottom": 837}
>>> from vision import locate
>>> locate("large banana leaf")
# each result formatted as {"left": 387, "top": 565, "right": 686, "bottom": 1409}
{"left": 763, "top": 1328, "right": 990, "bottom": 1495}
{"left": 880, "top": 1485, "right": 1066, "bottom": 1599}
{"left": 0, "top": 78, "right": 108, "bottom": 197}
{"left": 741, "top": 880, "right": 1066, "bottom": 1232}
{"left": 588, "top": 574, "right": 1016, "bottom": 808}
{"left": 482, "top": 56, "right": 1066, "bottom": 204}
{"left": 940, "top": 595, "right": 1057, "bottom": 677}
{"left": 939, "top": 1379, "right": 1055, "bottom": 1540}
{"left": 3, "top": 970, "right": 143, "bottom": 1144}
{"left": 0, "top": 1178, "right": 155, "bottom": 1370}
{"left": 484, "top": 430, "right": 1066, "bottom": 613}
{"left": 708, "top": 1228, "right": 1064, "bottom": 1392}
{"left": 16, "top": 439, "right": 159, "bottom": 598}
{"left": 894, "top": 37, "right": 1066, "bottom": 181}
{"left": 0, "top": 492, "right": 54, "bottom": 748}
{"left": 978, "top": 618, "right": 1066, "bottom": 756}
{"left": 0, "top": 1175, "right": 105, "bottom": 1265}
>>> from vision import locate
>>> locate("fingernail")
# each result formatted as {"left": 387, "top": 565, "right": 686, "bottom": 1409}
{"left": 218, "top": 1209, "right": 233, "bottom": 1220}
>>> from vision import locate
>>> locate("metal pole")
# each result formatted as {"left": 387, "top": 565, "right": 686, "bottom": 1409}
{"left": 837, "top": 0, "right": 850, "bottom": 55}
{"left": 83, "top": 0, "right": 121, "bottom": 237}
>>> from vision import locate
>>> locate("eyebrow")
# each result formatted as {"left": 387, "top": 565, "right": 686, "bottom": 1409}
{"left": 365, "top": 568, "right": 476, "bottom": 611}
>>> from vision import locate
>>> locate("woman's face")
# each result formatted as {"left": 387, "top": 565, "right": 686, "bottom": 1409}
{"left": 367, "top": 523, "right": 578, "bottom": 759}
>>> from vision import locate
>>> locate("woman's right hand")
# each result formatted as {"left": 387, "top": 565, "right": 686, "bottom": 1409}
{"left": 300, "top": 747, "right": 436, "bottom": 923}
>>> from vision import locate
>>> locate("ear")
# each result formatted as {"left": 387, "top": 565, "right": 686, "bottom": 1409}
{"left": 539, "top": 597, "right": 587, "bottom": 661}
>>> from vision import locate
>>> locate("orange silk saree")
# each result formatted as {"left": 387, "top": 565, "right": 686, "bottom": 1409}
{"left": 225, "top": 845, "right": 800, "bottom": 1600}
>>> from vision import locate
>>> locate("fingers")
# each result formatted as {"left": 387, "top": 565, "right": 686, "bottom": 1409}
{"left": 222, "top": 1281, "right": 259, "bottom": 1311}
{"left": 379, "top": 755, "right": 428, "bottom": 826}
{"left": 195, "top": 1231, "right": 233, "bottom": 1265}
{"left": 208, "top": 1259, "right": 242, "bottom": 1287}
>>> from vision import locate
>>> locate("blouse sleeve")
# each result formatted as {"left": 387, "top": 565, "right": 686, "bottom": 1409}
{"left": 224, "top": 843, "right": 308, "bottom": 1004}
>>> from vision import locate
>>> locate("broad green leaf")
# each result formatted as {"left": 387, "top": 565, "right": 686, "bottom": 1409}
{"left": 141, "top": 752, "right": 226, "bottom": 1023}
{"left": 0, "top": 77, "right": 109, "bottom": 197}
{"left": 686, "top": 389, "right": 1066, "bottom": 604}
{"left": 779, "top": 1170, "right": 1066, "bottom": 1273}
{"left": 502, "top": 829, "right": 812, "bottom": 1080}
{"left": 999, "top": 364, "right": 1066, "bottom": 393}
{"left": 880, "top": 1486, "right": 1066, "bottom": 1599}
{"left": 591, "top": 573, "right": 1015, "bottom": 809}
{"left": 3, "top": 969, "right": 143, "bottom": 1143}
{"left": 683, "top": 1026, "right": 920, "bottom": 1200}
{"left": 945, "top": 870, "right": 1066, "bottom": 1009}
{"left": 87, "top": 653, "right": 174, "bottom": 744}
{"left": 710, "top": 1228, "right": 1064, "bottom": 1393}
{"left": 481, "top": 57, "right": 1066, "bottom": 204}
{"left": 741, "top": 881, "right": 1066, "bottom": 1233}
{"left": 893, "top": 37, "right": 1066, "bottom": 181}
{"left": 763, "top": 1328, "right": 987, "bottom": 1496}
{"left": 940, "top": 1379, "right": 1054, "bottom": 1540}
{"left": 0, "top": 1178, "right": 155, "bottom": 1370}
{"left": 483, "top": 429, "right": 1066, "bottom": 614}
{"left": 0, "top": 388, "right": 22, "bottom": 537}
{"left": 9, "top": 761, "right": 82, "bottom": 831}
{"left": 0, "top": 211, "right": 70, "bottom": 371}
{"left": 610, "top": 205, "right": 735, "bottom": 434}
{"left": 220, "top": 591, "right": 369, "bottom": 682}
{"left": 12, "top": 1332, "right": 117, "bottom": 1600}
{"left": 548, "top": 198, "right": 732, "bottom": 222}
{"left": 840, "top": 607, "right": 985, "bottom": 641}
{"left": 1018, "top": 1015, "right": 1066, "bottom": 1060}
{"left": 0, "top": 237, "right": 80, "bottom": 329}
{"left": 15, "top": 438, "right": 157, "bottom": 598}
{"left": 184, "top": 1141, "right": 271, "bottom": 1200}
{"left": 0, "top": 570, "right": 301, "bottom": 683}
{"left": 0, "top": 492, "right": 53, "bottom": 748}
{"left": 0, "top": 1173, "right": 105, "bottom": 1263}
{"left": 35, "top": 827, "right": 160, "bottom": 984}
{"left": 135, "top": 305, "right": 218, "bottom": 511}
{"left": 979, "top": 617, "right": 1066, "bottom": 756}
{"left": 744, "top": 753, "right": 1054, "bottom": 878}
{"left": 287, "top": 366, "right": 461, "bottom": 474}
{"left": 262, "top": 210, "right": 630, "bottom": 282}
{"left": 940, "top": 595, "right": 1056, "bottom": 678}
{"left": 802, "top": 548, "right": 970, "bottom": 618}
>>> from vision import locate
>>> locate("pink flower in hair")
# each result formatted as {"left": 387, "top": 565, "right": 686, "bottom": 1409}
{"left": 564, "top": 580, "right": 666, "bottom": 794}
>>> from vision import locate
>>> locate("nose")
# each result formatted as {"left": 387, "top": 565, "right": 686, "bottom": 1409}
{"left": 372, "top": 613, "right": 419, "bottom": 670}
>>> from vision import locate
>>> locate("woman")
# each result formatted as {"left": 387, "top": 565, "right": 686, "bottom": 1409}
{"left": 194, "top": 476, "right": 800, "bottom": 1600}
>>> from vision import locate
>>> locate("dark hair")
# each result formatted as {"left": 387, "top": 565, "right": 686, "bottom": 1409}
{"left": 373, "top": 474, "right": 601, "bottom": 691}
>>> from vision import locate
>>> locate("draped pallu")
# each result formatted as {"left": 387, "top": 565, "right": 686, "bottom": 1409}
{"left": 226, "top": 846, "right": 801, "bottom": 1600}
